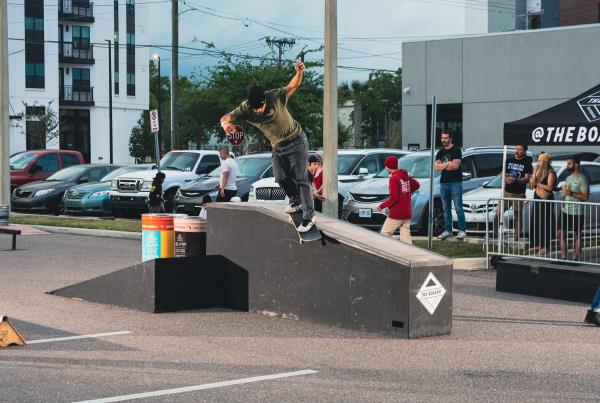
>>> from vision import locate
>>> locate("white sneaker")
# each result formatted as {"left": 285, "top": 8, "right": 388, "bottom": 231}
{"left": 284, "top": 203, "right": 303, "bottom": 214}
{"left": 437, "top": 231, "right": 451, "bottom": 240}
{"left": 457, "top": 231, "right": 467, "bottom": 240}
{"left": 297, "top": 217, "right": 316, "bottom": 233}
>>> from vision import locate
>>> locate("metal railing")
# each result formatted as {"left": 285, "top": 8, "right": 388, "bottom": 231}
{"left": 60, "top": 85, "right": 94, "bottom": 103}
{"left": 59, "top": 42, "right": 93, "bottom": 60}
{"left": 486, "top": 197, "right": 600, "bottom": 268}
{"left": 60, "top": 0, "right": 94, "bottom": 17}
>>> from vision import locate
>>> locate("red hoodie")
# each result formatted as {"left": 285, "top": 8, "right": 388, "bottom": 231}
{"left": 378, "top": 169, "right": 420, "bottom": 220}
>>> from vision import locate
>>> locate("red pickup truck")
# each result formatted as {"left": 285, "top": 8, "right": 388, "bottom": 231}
{"left": 10, "top": 150, "right": 85, "bottom": 191}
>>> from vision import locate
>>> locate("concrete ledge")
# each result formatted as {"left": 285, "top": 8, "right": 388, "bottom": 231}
{"left": 453, "top": 257, "right": 488, "bottom": 271}
{"left": 30, "top": 225, "right": 141, "bottom": 240}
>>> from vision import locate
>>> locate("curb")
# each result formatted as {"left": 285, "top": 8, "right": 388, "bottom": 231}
{"left": 29, "top": 225, "right": 141, "bottom": 240}
{"left": 453, "top": 257, "right": 489, "bottom": 271}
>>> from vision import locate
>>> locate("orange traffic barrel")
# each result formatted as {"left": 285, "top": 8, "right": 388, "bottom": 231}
{"left": 141, "top": 214, "right": 176, "bottom": 262}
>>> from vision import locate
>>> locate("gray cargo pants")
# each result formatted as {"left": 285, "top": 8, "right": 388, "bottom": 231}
{"left": 272, "top": 132, "right": 314, "bottom": 221}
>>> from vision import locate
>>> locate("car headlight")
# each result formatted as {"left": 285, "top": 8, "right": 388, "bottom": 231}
{"left": 175, "top": 189, "right": 182, "bottom": 198}
{"left": 141, "top": 180, "right": 153, "bottom": 191}
{"left": 249, "top": 185, "right": 255, "bottom": 194}
{"left": 111, "top": 179, "right": 118, "bottom": 190}
{"left": 34, "top": 188, "right": 55, "bottom": 197}
{"left": 208, "top": 190, "right": 218, "bottom": 198}
{"left": 344, "top": 192, "right": 354, "bottom": 202}
{"left": 89, "top": 191, "right": 109, "bottom": 198}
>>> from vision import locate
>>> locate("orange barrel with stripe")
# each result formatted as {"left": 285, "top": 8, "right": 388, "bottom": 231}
{"left": 174, "top": 217, "right": 207, "bottom": 257}
{"left": 141, "top": 214, "right": 176, "bottom": 262}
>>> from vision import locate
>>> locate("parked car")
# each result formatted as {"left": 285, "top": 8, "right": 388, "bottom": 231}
{"left": 342, "top": 147, "right": 534, "bottom": 235}
{"left": 456, "top": 160, "right": 600, "bottom": 235}
{"left": 110, "top": 150, "right": 222, "bottom": 215}
{"left": 12, "top": 164, "right": 121, "bottom": 214}
{"left": 10, "top": 149, "right": 85, "bottom": 191}
{"left": 174, "top": 153, "right": 273, "bottom": 215}
{"left": 248, "top": 149, "right": 411, "bottom": 213}
{"left": 63, "top": 164, "right": 153, "bottom": 216}
{"left": 552, "top": 151, "right": 598, "bottom": 162}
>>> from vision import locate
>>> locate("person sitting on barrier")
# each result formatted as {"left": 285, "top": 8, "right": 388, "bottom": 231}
{"left": 529, "top": 153, "right": 556, "bottom": 256}
{"left": 558, "top": 155, "right": 589, "bottom": 261}
{"left": 495, "top": 144, "right": 532, "bottom": 241}
{"left": 376, "top": 156, "right": 420, "bottom": 244}
{"left": 217, "top": 147, "right": 238, "bottom": 202}
{"left": 585, "top": 287, "right": 600, "bottom": 326}
{"left": 308, "top": 154, "right": 324, "bottom": 213}
{"left": 148, "top": 172, "right": 166, "bottom": 214}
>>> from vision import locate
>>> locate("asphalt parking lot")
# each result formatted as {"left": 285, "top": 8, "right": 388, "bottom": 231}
{"left": 1, "top": 232, "right": 599, "bottom": 402}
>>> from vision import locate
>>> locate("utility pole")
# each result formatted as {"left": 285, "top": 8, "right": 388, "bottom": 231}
{"left": 322, "top": 0, "right": 338, "bottom": 218}
{"left": 170, "top": 0, "right": 178, "bottom": 150}
{"left": 0, "top": 1, "right": 9, "bottom": 205}
{"left": 106, "top": 40, "right": 114, "bottom": 163}
{"left": 265, "top": 37, "right": 295, "bottom": 68}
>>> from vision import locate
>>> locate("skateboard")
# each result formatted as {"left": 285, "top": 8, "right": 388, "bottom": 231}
{"left": 287, "top": 211, "right": 321, "bottom": 243}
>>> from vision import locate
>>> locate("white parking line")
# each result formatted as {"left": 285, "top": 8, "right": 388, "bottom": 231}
{"left": 27, "top": 331, "right": 133, "bottom": 344}
{"left": 73, "top": 369, "right": 319, "bottom": 403}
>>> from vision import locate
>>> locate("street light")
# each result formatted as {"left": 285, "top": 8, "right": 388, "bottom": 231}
{"left": 153, "top": 54, "right": 161, "bottom": 154}
{"left": 106, "top": 39, "right": 113, "bottom": 163}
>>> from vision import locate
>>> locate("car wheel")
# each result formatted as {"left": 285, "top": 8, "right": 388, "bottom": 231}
{"left": 420, "top": 200, "right": 445, "bottom": 236}
{"left": 54, "top": 200, "right": 65, "bottom": 216}
{"left": 113, "top": 206, "right": 122, "bottom": 218}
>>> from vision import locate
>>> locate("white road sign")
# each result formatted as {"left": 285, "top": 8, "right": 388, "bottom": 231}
{"left": 150, "top": 109, "right": 159, "bottom": 133}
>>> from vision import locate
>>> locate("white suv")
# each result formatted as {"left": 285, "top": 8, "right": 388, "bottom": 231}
{"left": 248, "top": 149, "right": 411, "bottom": 214}
{"left": 110, "top": 150, "right": 222, "bottom": 215}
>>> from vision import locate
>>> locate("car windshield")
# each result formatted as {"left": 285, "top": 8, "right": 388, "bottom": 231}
{"left": 338, "top": 154, "right": 362, "bottom": 175}
{"left": 376, "top": 155, "right": 440, "bottom": 179}
{"left": 207, "top": 157, "right": 270, "bottom": 178}
{"left": 10, "top": 152, "right": 37, "bottom": 169}
{"left": 46, "top": 165, "right": 88, "bottom": 181}
{"left": 484, "top": 174, "right": 502, "bottom": 188}
{"left": 100, "top": 165, "right": 147, "bottom": 182}
{"left": 159, "top": 152, "right": 200, "bottom": 172}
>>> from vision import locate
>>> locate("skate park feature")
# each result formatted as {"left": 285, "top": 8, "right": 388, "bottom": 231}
{"left": 50, "top": 203, "right": 453, "bottom": 338}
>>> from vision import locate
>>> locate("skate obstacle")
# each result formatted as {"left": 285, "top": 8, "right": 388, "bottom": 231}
{"left": 52, "top": 203, "right": 453, "bottom": 338}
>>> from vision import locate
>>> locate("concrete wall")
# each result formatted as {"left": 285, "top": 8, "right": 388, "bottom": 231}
{"left": 401, "top": 24, "right": 600, "bottom": 152}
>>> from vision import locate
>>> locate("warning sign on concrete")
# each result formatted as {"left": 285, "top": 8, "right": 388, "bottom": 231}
{"left": 416, "top": 273, "right": 446, "bottom": 315}
{"left": 0, "top": 316, "right": 26, "bottom": 347}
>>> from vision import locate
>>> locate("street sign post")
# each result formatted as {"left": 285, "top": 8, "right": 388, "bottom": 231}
{"left": 149, "top": 109, "right": 161, "bottom": 171}
{"left": 227, "top": 125, "right": 245, "bottom": 145}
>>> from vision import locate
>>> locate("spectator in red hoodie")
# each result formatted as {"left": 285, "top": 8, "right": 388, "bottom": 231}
{"left": 376, "top": 156, "right": 420, "bottom": 244}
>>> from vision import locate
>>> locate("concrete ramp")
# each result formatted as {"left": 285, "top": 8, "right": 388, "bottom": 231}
{"left": 206, "top": 203, "right": 453, "bottom": 338}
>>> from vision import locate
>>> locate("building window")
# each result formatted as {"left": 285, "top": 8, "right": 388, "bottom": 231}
{"left": 426, "top": 104, "right": 463, "bottom": 148}
{"left": 72, "top": 68, "right": 91, "bottom": 89}
{"left": 126, "top": 0, "right": 135, "bottom": 96}
{"left": 72, "top": 25, "right": 90, "bottom": 50}
{"left": 114, "top": 1, "right": 120, "bottom": 94}
{"left": 24, "top": 2, "right": 44, "bottom": 89}
{"left": 25, "top": 63, "right": 45, "bottom": 89}
{"left": 25, "top": 105, "right": 46, "bottom": 150}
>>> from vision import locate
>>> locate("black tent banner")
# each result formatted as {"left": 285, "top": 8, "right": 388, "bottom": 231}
{"left": 504, "top": 83, "right": 600, "bottom": 146}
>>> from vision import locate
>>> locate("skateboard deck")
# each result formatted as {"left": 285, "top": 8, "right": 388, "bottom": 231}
{"left": 287, "top": 211, "right": 321, "bottom": 243}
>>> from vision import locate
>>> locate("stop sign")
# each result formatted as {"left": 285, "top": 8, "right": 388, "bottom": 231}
{"left": 227, "top": 125, "right": 245, "bottom": 145}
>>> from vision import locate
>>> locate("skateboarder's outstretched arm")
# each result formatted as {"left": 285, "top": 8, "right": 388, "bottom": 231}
{"left": 286, "top": 62, "right": 305, "bottom": 98}
{"left": 220, "top": 113, "right": 237, "bottom": 135}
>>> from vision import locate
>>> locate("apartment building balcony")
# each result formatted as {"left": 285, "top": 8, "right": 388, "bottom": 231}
{"left": 59, "top": 42, "right": 94, "bottom": 65}
{"left": 59, "top": 0, "right": 94, "bottom": 23}
{"left": 60, "top": 85, "right": 94, "bottom": 107}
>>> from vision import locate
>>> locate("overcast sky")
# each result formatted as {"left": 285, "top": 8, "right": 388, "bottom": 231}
{"left": 147, "top": 0, "right": 474, "bottom": 83}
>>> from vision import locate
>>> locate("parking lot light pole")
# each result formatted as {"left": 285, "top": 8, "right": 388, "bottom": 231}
{"left": 153, "top": 54, "right": 162, "bottom": 156}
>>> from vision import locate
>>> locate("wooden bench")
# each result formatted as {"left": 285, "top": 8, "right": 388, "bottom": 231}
{"left": 0, "top": 227, "right": 21, "bottom": 250}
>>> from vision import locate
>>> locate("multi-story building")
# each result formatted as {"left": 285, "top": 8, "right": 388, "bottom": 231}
{"left": 477, "top": 0, "right": 600, "bottom": 33}
{"left": 7, "top": 0, "right": 149, "bottom": 163}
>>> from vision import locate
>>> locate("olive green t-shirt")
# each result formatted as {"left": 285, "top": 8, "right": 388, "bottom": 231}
{"left": 563, "top": 173, "right": 589, "bottom": 215}
{"left": 229, "top": 88, "right": 303, "bottom": 147}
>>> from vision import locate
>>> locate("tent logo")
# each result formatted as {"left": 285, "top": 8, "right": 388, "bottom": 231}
{"left": 531, "top": 127, "right": 545, "bottom": 142}
{"left": 577, "top": 91, "right": 600, "bottom": 122}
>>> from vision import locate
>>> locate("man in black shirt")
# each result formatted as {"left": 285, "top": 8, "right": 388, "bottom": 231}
{"left": 494, "top": 145, "right": 532, "bottom": 240}
{"left": 435, "top": 130, "right": 466, "bottom": 240}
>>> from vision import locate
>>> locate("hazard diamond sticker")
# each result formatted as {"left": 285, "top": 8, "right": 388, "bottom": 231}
{"left": 416, "top": 273, "right": 446, "bottom": 315}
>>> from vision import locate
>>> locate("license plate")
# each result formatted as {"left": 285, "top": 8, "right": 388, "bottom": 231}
{"left": 358, "top": 208, "right": 372, "bottom": 218}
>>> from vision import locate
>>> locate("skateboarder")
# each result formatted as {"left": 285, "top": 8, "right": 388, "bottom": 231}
{"left": 220, "top": 61, "right": 315, "bottom": 233}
